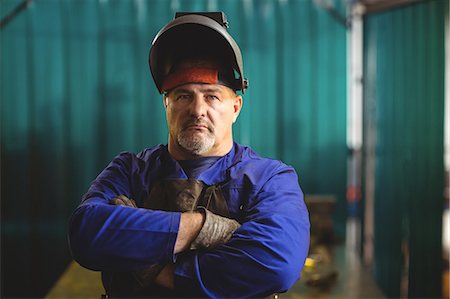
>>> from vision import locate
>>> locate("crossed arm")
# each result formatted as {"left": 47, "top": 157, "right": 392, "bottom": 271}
{"left": 68, "top": 153, "right": 310, "bottom": 298}
{"left": 107, "top": 195, "right": 242, "bottom": 290}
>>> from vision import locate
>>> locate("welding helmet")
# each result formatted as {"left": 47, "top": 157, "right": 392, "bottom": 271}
{"left": 149, "top": 12, "right": 249, "bottom": 94}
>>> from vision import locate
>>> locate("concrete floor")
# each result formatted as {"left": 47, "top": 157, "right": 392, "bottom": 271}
{"left": 284, "top": 245, "right": 385, "bottom": 299}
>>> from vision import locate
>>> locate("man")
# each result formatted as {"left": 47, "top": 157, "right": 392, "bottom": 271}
{"left": 68, "top": 12, "right": 309, "bottom": 298}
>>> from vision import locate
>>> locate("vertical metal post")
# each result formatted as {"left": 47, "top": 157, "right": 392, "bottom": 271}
{"left": 346, "top": 2, "right": 365, "bottom": 256}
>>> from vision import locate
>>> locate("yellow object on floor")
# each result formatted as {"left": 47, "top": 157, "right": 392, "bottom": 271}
{"left": 45, "top": 261, "right": 103, "bottom": 299}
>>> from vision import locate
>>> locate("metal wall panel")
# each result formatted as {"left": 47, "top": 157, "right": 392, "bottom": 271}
{"left": 364, "top": 1, "right": 446, "bottom": 297}
{"left": 1, "top": 0, "right": 347, "bottom": 296}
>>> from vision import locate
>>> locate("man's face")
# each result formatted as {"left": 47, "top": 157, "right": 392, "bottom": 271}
{"left": 164, "top": 83, "right": 242, "bottom": 160}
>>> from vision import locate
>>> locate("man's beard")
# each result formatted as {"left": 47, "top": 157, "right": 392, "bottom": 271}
{"left": 177, "top": 125, "right": 215, "bottom": 156}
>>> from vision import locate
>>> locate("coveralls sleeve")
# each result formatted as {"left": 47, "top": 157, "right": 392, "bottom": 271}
{"left": 175, "top": 162, "right": 310, "bottom": 298}
{"left": 68, "top": 152, "right": 181, "bottom": 272}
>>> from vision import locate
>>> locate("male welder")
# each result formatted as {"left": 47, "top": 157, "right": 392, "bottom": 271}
{"left": 68, "top": 12, "right": 310, "bottom": 298}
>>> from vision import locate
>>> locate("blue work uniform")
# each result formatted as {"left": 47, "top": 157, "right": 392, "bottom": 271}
{"left": 68, "top": 143, "right": 310, "bottom": 298}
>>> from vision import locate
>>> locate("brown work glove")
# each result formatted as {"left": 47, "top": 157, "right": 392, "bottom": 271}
{"left": 109, "top": 195, "right": 138, "bottom": 208}
{"left": 108, "top": 195, "right": 164, "bottom": 290}
{"left": 191, "top": 208, "right": 241, "bottom": 250}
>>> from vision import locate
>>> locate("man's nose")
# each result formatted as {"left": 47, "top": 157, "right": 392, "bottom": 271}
{"left": 188, "top": 95, "right": 207, "bottom": 117}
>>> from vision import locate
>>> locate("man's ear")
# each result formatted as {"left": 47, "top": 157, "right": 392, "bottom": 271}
{"left": 163, "top": 95, "right": 168, "bottom": 108}
{"left": 232, "top": 95, "right": 243, "bottom": 123}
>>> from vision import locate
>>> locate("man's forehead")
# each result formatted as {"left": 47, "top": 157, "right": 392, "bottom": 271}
{"left": 169, "top": 83, "right": 228, "bottom": 94}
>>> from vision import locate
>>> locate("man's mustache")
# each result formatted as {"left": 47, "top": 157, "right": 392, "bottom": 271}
{"left": 182, "top": 119, "right": 214, "bottom": 133}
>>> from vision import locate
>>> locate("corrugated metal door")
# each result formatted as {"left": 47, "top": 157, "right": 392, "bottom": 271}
{"left": 364, "top": 1, "right": 446, "bottom": 297}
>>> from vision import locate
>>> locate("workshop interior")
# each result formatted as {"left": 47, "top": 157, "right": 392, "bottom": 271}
{"left": 1, "top": 0, "right": 449, "bottom": 298}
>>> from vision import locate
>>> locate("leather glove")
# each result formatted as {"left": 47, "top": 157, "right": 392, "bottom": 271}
{"left": 191, "top": 208, "right": 241, "bottom": 250}
{"left": 109, "top": 195, "right": 138, "bottom": 208}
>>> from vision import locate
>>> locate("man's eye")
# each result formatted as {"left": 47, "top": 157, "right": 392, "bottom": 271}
{"left": 177, "top": 94, "right": 191, "bottom": 101}
{"left": 206, "top": 95, "right": 220, "bottom": 101}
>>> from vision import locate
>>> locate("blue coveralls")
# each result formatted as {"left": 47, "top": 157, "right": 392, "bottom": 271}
{"left": 68, "top": 143, "right": 310, "bottom": 298}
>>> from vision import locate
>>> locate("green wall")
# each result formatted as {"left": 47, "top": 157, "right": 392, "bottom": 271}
{"left": 1, "top": 0, "right": 347, "bottom": 297}
{"left": 364, "top": 1, "right": 446, "bottom": 297}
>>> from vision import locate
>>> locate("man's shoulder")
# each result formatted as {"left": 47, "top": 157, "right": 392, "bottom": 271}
{"left": 228, "top": 144, "right": 299, "bottom": 189}
{"left": 112, "top": 144, "right": 167, "bottom": 164}
{"left": 233, "top": 143, "right": 294, "bottom": 173}
{"left": 136, "top": 144, "right": 167, "bottom": 160}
